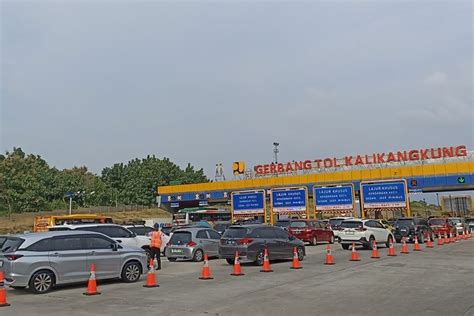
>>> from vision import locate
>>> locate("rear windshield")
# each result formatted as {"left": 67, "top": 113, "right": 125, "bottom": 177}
{"left": 340, "top": 221, "right": 363, "bottom": 229}
{"left": 214, "top": 224, "right": 228, "bottom": 231}
{"left": 329, "top": 219, "right": 344, "bottom": 226}
{"left": 169, "top": 231, "right": 192, "bottom": 245}
{"left": 275, "top": 221, "right": 290, "bottom": 227}
{"left": 223, "top": 227, "right": 248, "bottom": 238}
{"left": 465, "top": 218, "right": 474, "bottom": 224}
{"left": 290, "top": 221, "right": 307, "bottom": 228}
{"left": 450, "top": 219, "right": 461, "bottom": 224}
{"left": 1, "top": 237, "right": 25, "bottom": 253}
{"left": 428, "top": 219, "right": 446, "bottom": 225}
{"left": 396, "top": 219, "right": 415, "bottom": 226}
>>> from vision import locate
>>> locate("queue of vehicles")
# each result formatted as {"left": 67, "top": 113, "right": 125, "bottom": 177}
{"left": 1, "top": 212, "right": 472, "bottom": 295}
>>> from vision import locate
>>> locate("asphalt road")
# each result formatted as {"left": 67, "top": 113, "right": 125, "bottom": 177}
{"left": 5, "top": 239, "right": 474, "bottom": 316}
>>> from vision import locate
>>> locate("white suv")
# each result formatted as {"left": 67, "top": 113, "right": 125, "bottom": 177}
{"left": 337, "top": 219, "right": 394, "bottom": 250}
{"left": 49, "top": 224, "right": 152, "bottom": 256}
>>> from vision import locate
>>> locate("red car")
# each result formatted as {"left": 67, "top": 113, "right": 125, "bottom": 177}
{"left": 287, "top": 220, "right": 334, "bottom": 245}
{"left": 428, "top": 218, "right": 456, "bottom": 237}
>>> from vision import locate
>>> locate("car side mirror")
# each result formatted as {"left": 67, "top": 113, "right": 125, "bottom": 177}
{"left": 110, "top": 243, "right": 118, "bottom": 251}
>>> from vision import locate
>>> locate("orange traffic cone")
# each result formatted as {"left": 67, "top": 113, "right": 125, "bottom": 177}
{"left": 462, "top": 230, "right": 467, "bottom": 240}
{"left": 371, "top": 241, "right": 380, "bottom": 259}
{"left": 350, "top": 243, "right": 360, "bottom": 261}
{"left": 426, "top": 235, "right": 433, "bottom": 248}
{"left": 290, "top": 247, "right": 302, "bottom": 269}
{"left": 324, "top": 245, "right": 335, "bottom": 265}
{"left": 387, "top": 239, "right": 397, "bottom": 257}
{"left": 437, "top": 234, "right": 444, "bottom": 246}
{"left": 260, "top": 248, "right": 274, "bottom": 272}
{"left": 143, "top": 259, "right": 160, "bottom": 287}
{"left": 400, "top": 238, "right": 409, "bottom": 254}
{"left": 413, "top": 236, "right": 421, "bottom": 251}
{"left": 230, "top": 251, "right": 244, "bottom": 276}
{"left": 0, "top": 272, "right": 10, "bottom": 307}
{"left": 83, "top": 264, "right": 101, "bottom": 296}
{"left": 444, "top": 233, "right": 450, "bottom": 244}
{"left": 199, "top": 253, "right": 214, "bottom": 280}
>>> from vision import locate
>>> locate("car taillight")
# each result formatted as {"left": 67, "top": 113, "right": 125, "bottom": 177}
{"left": 187, "top": 241, "right": 197, "bottom": 247}
{"left": 237, "top": 238, "right": 253, "bottom": 245}
{"left": 4, "top": 254, "right": 23, "bottom": 261}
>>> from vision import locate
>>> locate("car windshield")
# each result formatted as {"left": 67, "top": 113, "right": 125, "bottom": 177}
{"left": 465, "top": 218, "right": 474, "bottom": 224}
{"left": 429, "top": 219, "right": 446, "bottom": 225}
{"left": 290, "top": 221, "right": 307, "bottom": 228}
{"left": 223, "top": 227, "right": 248, "bottom": 238}
{"left": 1, "top": 237, "right": 24, "bottom": 253}
{"left": 169, "top": 231, "right": 192, "bottom": 245}
{"left": 340, "top": 221, "right": 363, "bottom": 229}
{"left": 329, "top": 219, "right": 345, "bottom": 227}
{"left": 275, "top": 221, "right": 290, "bottom": 227}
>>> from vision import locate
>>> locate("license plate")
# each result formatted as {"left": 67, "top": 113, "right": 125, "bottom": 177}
{"left": 171, "top": 249, "right": 183, "bottom": 254}
{"left": 346, "top": 231, "right": 355, "bottom": 235}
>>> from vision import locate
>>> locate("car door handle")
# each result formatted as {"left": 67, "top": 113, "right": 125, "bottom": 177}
{"left": 88, "top": 251, "right": 96, "bottom": 255}
{"left": 52, "top": 252, "right": 60, "bottom": 256}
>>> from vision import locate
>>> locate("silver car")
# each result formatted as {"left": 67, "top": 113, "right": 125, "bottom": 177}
{"left": 165, "top": 227, "right": 221, "bottom": 262}
{"left": 0, "top": 231, "right": 147, "bottom": 294}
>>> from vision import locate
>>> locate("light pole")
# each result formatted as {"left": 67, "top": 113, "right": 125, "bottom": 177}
{"left": 273, "top": 142, "right": 279, "bottom": 164}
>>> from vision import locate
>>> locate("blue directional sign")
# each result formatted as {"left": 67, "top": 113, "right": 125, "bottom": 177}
{"left": 271, "top": 188, "right": 307, "bottom": 213}
{"left": 361, "top": 181, "right": 407, "bottom": 208}
{"left": 314, "top": 185, "right": 354, "bottom": 211}
{"left": 232, "top": 191, "right": 265, "bottom": 215}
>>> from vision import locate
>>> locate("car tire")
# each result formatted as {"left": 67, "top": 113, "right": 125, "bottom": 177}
{"left": 226, "top": 258, "right": 234, "bottom": 265}
{"left": 366, "top": 236, "right": 375, "bottom": 250}
{"left": 193, "top": 249, "right": 204, "bottom": 262}
{"left": 386, "top": 235, "right": 393, "bottom": 248}
{"left": 311, "top": 236, "right": 318, "bottom": 246}
{"left": 341, "top": 244, "right": 350, "bottom": 250}
{"left": 167, "top": 257, "right": 177, "bottom": 262}
{"left": 255, "top": 249, "right": 265, "bottom": 266}
{"left": 329, "top": 234, "right": 334, "bottom": 244}
{"left": 121, "top": 261, "right": 142, "bottom": 283}
{"left": 297, "top": 246, "right": 304, "bottom": 261}
{"left": 29, "top": 270, "right": 55, "bottom": 294}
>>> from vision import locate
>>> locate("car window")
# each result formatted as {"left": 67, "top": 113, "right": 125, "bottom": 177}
{"left": 1, "top": 237, "right": 25, "bottom": 253}
{"left": 83, "top": 226, "right": 132, "bottom": 238}
{"left": 396, "top": 219, "right": 415, "bottom": 227}
{"left": 52, "top": 237, "right": 84, "bottom": 251}
{"left": 260, "top": 228, "right": 277, "bottom": 239}
{"left": 27, "top": 238, "right": 53, "bottom": 252}
{"left": 274, "top": 228, "right": 290, "bottom": 239}
{"left": 373, "top": 221, "right": 385, "bottom": 229}
{"left": 429, "top": 219, "right": 446, "bottom": 225}
{"left": 314, "top": 221, "right": 324, "bottom": 228}
{"left": 223, "top": 228, "right": 248, "bottom": 238}
{"left": 128, "top": 227, "right": 153, "bottom": 236}
{"left": 364, "top": 221, "right": 374, "bottom": 228}
{"left": 340, "top": 221, "right": 363, "bottom": 229}
{"left": 83, "top": 236, "right": 114, "bottom": 249}
{"left": 196, "top": 230, "right": 208, "bottom": 239}
{"left": 207, "top": 230, "right": 221, "bottom": 240}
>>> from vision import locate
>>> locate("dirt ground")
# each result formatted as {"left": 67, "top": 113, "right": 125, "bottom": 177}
{"left": 0, "top": 208, "right": 171, "bottom": 234}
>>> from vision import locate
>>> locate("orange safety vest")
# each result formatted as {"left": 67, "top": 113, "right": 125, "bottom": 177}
{"left": 150, "top": 231, "right": 162, "bottom": 248}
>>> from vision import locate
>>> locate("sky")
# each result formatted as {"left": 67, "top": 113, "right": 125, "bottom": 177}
{"left": 1, "top": 0, "right": 473, "bottom": 183}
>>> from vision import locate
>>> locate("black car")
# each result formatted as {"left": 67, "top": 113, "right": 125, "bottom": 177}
{"left": 213, "top": 222, "right": 231, "bottom": 235}
{"left": 394, "top": 217, "right": 434, "bottom": 243}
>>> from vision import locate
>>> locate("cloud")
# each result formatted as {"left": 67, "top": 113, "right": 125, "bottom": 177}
{"left": 423, "top": 71, "right": 448, "bottom": 85}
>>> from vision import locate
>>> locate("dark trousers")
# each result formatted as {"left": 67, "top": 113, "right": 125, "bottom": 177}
{"left": 150, "top": 247, "right": 161, "bottom": 270}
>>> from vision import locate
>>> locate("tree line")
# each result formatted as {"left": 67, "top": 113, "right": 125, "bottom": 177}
{"left": 0, "top": 148, "right": 208, "bottom": 214}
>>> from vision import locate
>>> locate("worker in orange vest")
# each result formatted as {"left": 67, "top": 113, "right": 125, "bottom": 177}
{"left": 150, "top": 223, "right": 163, "bottom": 270}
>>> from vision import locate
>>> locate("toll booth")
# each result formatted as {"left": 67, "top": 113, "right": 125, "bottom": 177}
{"left": 269, "top": 187, "right": 312, "bottom": 224}
{"left": 313, "top": 184, "right": 357, "bottom": 219}
{"left": 360, "top": 179, "right": 411, "bottom": 219}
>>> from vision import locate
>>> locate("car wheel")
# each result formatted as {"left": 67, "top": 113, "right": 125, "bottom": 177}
{"left": 121, "top": 261, "right": 141, "bottom": 283}
{"left": 311, "top": 236, "right": 318, "bottom": 246}
{"left": 386, "top": 235, "right": 393, "bottom": 248}
{"left": 167, "top": 257, "right": 177, "bottom": 262}
{"left": 226, "top": 258, "right": 234, "bottom": 265}
{"left": 341, "top": 244, "right": 350, "bottom": 250}
{"left": 329, "top": 234, "right": 334, "bottom": 244}
{"left": 29, "top": 270, "right": 55, "bottom": 294}
{"left": 255, "top": 249, "right": 265, "bottom": 266}
{"left": 193, "top": 249, "right": 204, "bottom": 262}
{"left": 366, "top": 236, "right": 375, "bottom": 250}
{"left": 297, "top": 247, "right": 304, "bottom": 261}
